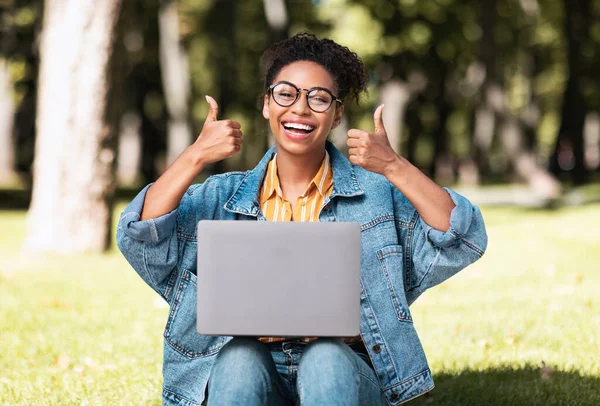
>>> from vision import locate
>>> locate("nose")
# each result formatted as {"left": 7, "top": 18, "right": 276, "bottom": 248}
{"left": 291, "top": 90, "right": 311, "bottom": 115}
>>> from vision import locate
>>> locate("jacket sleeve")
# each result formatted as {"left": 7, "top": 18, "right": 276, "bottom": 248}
{"left": 393, "top": 187, "right": 488, "bottom": 305}
{"left": 116, "top": 184, "right": 188, "bottom": 302}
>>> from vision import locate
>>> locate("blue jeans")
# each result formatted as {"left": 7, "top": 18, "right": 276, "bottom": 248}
{"left": 206, "top": 337, "right": 385, "bottom": 406}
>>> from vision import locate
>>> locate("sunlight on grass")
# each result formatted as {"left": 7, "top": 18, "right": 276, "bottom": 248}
{"left": 410, "top": 205, "right": 600, "bottom": 404}
{"left": 1, "top": 203, "right": 599, "bottom": 405}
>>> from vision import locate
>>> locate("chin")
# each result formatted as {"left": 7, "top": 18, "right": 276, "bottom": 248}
{"left": 275, "top": 136, "right": 324, "bottom": 157}
{"left": 276, "top": 140, "right": 311, "bottom": 155}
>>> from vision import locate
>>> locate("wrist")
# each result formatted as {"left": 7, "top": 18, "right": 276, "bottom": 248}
{"left": 182, "top": 145, "right": 206, "bottom": 173}
{"left": 383, "top": 155, "right": 409, "bottom": 180}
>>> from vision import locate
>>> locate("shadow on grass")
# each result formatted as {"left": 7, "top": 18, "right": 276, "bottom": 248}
{"left": 0, "top": 189, "right": 31, "bottom": 210}
{"left": 409, "top": 367, "right": 599, "bottom": 405}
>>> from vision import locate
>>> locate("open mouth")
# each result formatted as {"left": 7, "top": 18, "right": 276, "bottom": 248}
{"left": 282, "top": 122, "right": 316, "bottom": 138}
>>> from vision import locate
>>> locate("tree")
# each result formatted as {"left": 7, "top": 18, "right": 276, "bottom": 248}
{"left": 159, "top": 0, "right": 193, "bottom": 166}
{"left": 0, "top": 1, "right": 43, "bottom": 185}
{"left": 263, "top": 0, "right": 288, "bottom": 44}
{"left": 24, "top": 0, "right": 123, "bottom": 253}
{"left": 0, "top": 59, "right": 15, "bottom": 184}
{"left": 473, "top": 0, "right": 561, "bottom": 199}
{"left": 550, "top": 0, "right": 591, "bottom": 184}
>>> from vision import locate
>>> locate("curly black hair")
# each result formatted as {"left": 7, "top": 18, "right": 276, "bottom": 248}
{"left": 261, "top": 32, "right": 368, "bottom": 105}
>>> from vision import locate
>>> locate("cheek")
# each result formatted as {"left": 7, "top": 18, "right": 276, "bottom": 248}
{"left": 321, "top": 114, "right": 337, "bottom": 131}
{"left": 268, "top": 116, "right": 280, "bottom": 134}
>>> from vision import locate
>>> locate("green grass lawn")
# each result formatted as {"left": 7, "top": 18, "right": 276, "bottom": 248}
{"left": 1, "top": 203, "right": 599, "bottom": 405}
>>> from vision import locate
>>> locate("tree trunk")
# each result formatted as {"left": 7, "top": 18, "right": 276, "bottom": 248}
{"left": 159, "top": 0, "right": 193, "bottom": 166}
{"left": 0, "top": 58, "right": 16, "bottom": 184}
{"left": 550, "top": 0, "right": 589, "bottom": 184}
{"left": 117, "top": 112, "right": 142, "bottom": 187}
{"left": 380, "top": 79, "right": 411, "bottom": 155}
{"left": 472, "top": 102, "right": 495, "bottom": 180}
{"left": 429, "top": 60, "right": 453, "bottom": 184}
{"left": 584, "top": 112, "right": 599, "bottom": 171}
{"left": 263, "top": 0, "right": 288, "bottom": 44}
{"left": 24, "top": 0, "right": 123, "bottom": 254}
{"left": 204, "top": 0, "right": 237, "bottom": 175}
{"left": 500, "top": 117, "right": 561, "bottom": 199}
{"left": 405, "top": 102, "right": 422, "bottom": 165}
{"left": 472, "top": 0, "right": 497, "bottom": 181}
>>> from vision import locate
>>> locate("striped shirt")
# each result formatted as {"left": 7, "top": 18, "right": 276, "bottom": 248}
{"left": 260, "top": 151, "right": 332, "bottom": 222}
{"left": 257, "top": 151, "right": 362, "bottom": 345}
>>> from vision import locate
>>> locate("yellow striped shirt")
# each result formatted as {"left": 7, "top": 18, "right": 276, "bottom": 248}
{"left": 260, "top": 152, "right": 333, "bottom": 222}
{"left": 257, "top": 151, "right": 362, "bottom": 345}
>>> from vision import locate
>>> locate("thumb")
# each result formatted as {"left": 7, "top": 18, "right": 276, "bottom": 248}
{"left": 374, "top": 104, "right": 385, "bottom": 133}
{"left": 205, "top": 95, "right": 219, "bottom": 122}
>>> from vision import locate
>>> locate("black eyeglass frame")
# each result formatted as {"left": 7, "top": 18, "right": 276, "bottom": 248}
{"left": 268, "top": 81, "right": 343, "bottom": 113}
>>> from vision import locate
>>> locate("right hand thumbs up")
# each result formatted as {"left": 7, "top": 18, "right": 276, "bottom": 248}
{"left": 193, "top": 95, "right": 243, "bottom": 166}
{"left": 205, "top": 95, "right": 219, "bottom": 123}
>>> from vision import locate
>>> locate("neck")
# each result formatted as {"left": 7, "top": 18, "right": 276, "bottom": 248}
{"left": 275, "top": 146, "right": 326, "bottom": 194}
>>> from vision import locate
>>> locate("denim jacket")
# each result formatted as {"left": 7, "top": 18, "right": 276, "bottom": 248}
{"left": 117, "top": 142, "right": 488, "bottom": 405}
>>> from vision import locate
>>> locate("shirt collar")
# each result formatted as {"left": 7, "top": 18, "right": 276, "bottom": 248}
{"left": 261, "top": 155, "right": 280, "bottom": 204}
{"left": 260, "top": 151, "right": 332, "bottom": 204}
{"left": 311, "top": 150, "right": 333, "bottom": 197}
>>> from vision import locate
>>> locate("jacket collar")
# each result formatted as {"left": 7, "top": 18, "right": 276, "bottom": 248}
{"left": 224, "top": 141, "right": 364, "bottom": 216}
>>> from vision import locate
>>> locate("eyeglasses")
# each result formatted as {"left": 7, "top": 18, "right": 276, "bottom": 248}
{"left": 268, "top": 81, "right": 343, "bottom": 113}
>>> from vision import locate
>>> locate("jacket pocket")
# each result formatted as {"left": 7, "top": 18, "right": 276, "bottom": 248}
{"left": 376, "top": 245, "right": 413, "bottom": 322}
{"left": 164, "top": 269, "right": 226, "bottom": 358}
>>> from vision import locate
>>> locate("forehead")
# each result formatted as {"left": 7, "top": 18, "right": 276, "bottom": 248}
{"left": 273, "top": 61, "right": 336, "bottom": 92}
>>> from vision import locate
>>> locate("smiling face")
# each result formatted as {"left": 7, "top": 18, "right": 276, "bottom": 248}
{"left": 263, "top": 61, "right": 344, "bottom": 158}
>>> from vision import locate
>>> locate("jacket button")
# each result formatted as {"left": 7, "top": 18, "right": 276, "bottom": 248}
{"left": 372, "top": 344, "right": 381, "bottom": 353}
{"left": 391, "top": 393, "right": 399, "bottom": 400}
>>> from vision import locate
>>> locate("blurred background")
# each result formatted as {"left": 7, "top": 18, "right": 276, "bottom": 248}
{"left": 0, "top": 0, "right": 599, "bottom": 251}
{"left": 0, "top": 0, "right": 599, "bottom": 405}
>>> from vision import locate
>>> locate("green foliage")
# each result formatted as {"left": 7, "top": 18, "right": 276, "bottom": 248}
{"left": 316, "top": 1, "right": 384, "bottom": 63}
{"left": 2, "top": 0, "right": 600, "bottom": 184}
{"left": 1, "top": 202, "right": 599, "bottom": 404}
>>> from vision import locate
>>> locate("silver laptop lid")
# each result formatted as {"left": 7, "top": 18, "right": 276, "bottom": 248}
{"left": 196, "top": 220, "right": 361, "bottom": 337}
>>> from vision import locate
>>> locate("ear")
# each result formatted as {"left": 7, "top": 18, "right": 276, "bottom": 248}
{"left": 262, "top": 94, "right": 270, "bottom": 120}
{"left": 331, "top": 105, "right": 344, "bottom": 129}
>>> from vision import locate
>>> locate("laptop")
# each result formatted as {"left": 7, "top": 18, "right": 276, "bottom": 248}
{"left": 196, "top": 220, "right": 361, "bottom": 337}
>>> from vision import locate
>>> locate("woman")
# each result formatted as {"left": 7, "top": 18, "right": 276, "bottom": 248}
{"left": 117, "top": 33, "right": 487, "bottom": 406}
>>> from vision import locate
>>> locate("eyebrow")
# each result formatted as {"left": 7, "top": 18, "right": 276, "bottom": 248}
{"left": 277, "top": 81, "right": 335, "bottom": 94}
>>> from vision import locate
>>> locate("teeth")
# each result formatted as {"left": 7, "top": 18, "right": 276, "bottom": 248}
{"left": 283, "top": 122, "right": 315, "bottom": 131}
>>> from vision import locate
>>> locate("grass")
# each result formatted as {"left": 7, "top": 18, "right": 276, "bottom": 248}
{"left": 409, "top": 205, "right": 600, "bottom": 405}
{"left": 1, "top": 202, "right": 599, "bottom": 405}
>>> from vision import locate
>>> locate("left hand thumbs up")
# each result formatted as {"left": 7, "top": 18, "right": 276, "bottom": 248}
{"left": 347, "top": 104, "right": 399, "bottom": 176}
{"left": 373, "top": 104, "right": 385, "bottom": 134}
